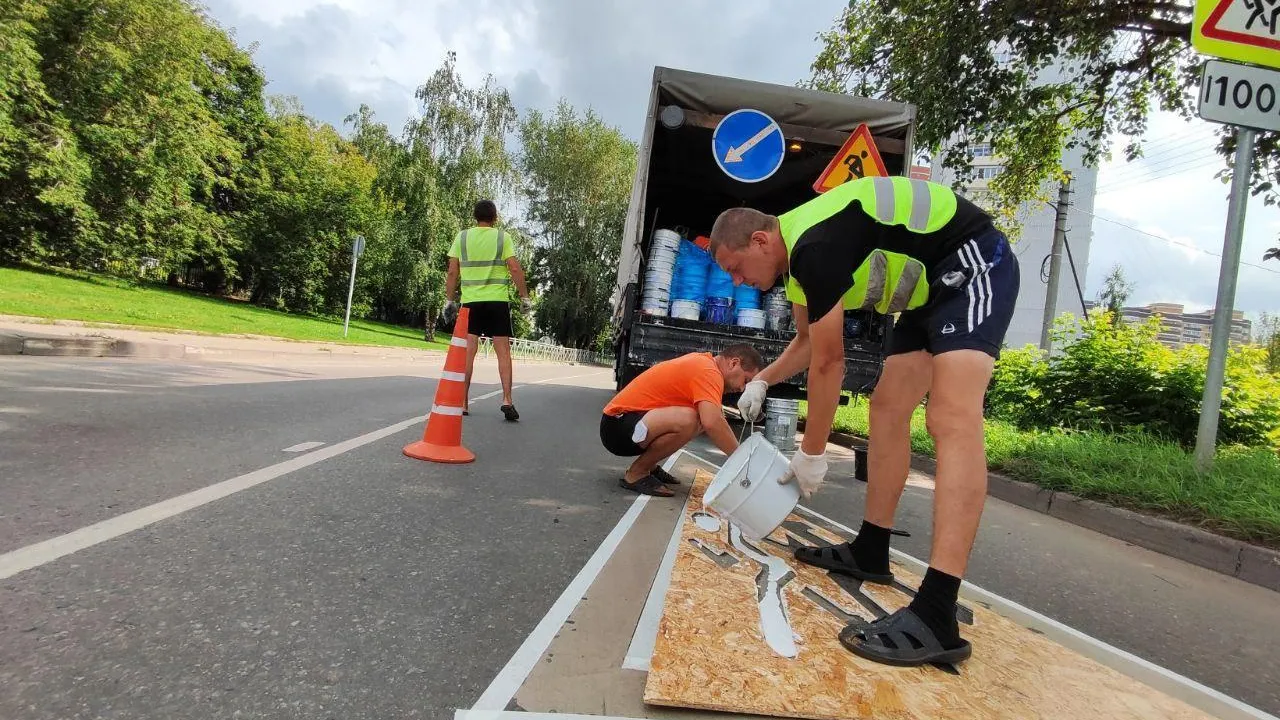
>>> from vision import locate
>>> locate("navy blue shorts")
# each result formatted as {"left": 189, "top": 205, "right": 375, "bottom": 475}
{"left": 888, "top": 229, "right": 1020, "bottom": 359}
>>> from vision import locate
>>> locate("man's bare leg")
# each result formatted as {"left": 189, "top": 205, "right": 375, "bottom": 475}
{"left": 623, "top": 406, "right": 700, "bottom": 495}
{"left": 463, "top": 334, "right": 480, "bottom": 413}
{"left": 823, "top": 351, "right": 935, "bottom": 578}
{"left": 492, "top": 335, "right": 514, "bottom": 406}
{"left": 923, "top": 349, "right": 994, "bottom": 578}
{"left": 864, "top": 351, "right": 934, "bottom": 528}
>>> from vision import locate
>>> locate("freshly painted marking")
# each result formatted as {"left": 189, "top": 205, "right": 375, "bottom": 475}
{"left": 678, "top": 448, "right": 1276, "bottom": 720}
{"left": 623, "top": 456, "right": 692, "bottom": 671}
{"left": 692, "top": 512, "right": 721, "bottom": 533}
{"left": 468, "top": 495, "right": 651, "bottom": 712}
{"left": 282, "top": 441, "right": 325, "bottom": 453}
{"left": 729, "top": 523, "right": 798, "bottom": 657}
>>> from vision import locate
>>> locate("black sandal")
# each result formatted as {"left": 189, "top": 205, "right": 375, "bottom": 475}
{"left": 839, "top": 608, "right": 972, "bottom": 666}
{"left": 619, "top": 474, "right": 675, "bottom": 497}
{"left": 793, "top": 542, "right": 894, "bottom": 584}
{"left": 501, "top": 404, "right": 519, "bottom": 422}
{"left": 651, "top": 466, "right": 680, "bottom": 485}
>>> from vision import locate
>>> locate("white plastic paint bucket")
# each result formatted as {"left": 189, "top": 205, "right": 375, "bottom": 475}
{"left": 670, "top": 299, "right": 702, "bottom": 320}
{"left": 736, "top": 308, "right": 766, "bottom": 329}
{"left": 652, "top": 228, "right": 681, "bottom": 252}
{"left": 704, "top": 433, "right": 798, "bottom": 541}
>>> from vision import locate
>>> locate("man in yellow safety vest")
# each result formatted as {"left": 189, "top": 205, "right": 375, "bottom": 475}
{"left": 445, "top": 200, "right": 531, "bottom": 421}
{"left": 709, "top": 175, "right": 1020, "bottom": 667}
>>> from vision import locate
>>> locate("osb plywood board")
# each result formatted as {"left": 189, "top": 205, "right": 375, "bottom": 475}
{"left": 642, "top": 470, "right": 1212, "bottom": 720}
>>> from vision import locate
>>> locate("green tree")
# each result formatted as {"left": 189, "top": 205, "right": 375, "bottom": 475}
{"left": 0, "top": 0, "right": 95, "bottom": 264}
{"left": 519, "top": 100, "right": 636, "bottom": 348}
{"left": 1097, "top": 264, "right": 1135, "bottom": 326}
{"left": 1255, "top": 312, "right": 1280, "bottom": 375}
{"left": 808, "top": 1, "right": 1220, "bottom": 228}
{"left": 237, "top": 103, "right": 381, "bottom": 314}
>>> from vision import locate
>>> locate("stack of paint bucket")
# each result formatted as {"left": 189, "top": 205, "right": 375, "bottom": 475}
{"left": 764, "top": 287, "right": 792, "bottom": 332}
{"left": 734, "top": 284, "right": 765, "bottom": 329}
{"left": 702, "top": 263, "right": 736, "bottom": 325}
{"left": 669, "top": 239, "right": 711, "bottom": 321}
{"left": 640, "top": 229, "right": 681, "bottom": 315}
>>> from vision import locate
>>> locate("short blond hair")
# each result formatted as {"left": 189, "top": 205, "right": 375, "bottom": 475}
{"left": 709, "top": 207, "right": 777, "bottom": 256}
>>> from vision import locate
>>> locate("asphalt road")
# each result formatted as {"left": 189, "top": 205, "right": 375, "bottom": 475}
{"left": 1, "top": 356, "right": 1277, "bottom": 718}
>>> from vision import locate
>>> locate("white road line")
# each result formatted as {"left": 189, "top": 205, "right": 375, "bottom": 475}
{"left": 622, "top": 450, "right": 692, "bottom": 671}
{"left": 282, "top": 441, "right": 325, "bottom": 453}
{"left": 469, "top": 494, "right": 651, "bottom": 712}
{"left": 0, "top": 385, "right": 518, "bottom": 581}
{"left": 0, "top": 415, "right": 425, "bottom": 580}
{"left": 674, "top": 451, "right": 1276, "bottom": 720}
{"left": 528, "top": 371, "right": 609, "bottom": 384}
{"left": 453, "top": 707, "right": 645, "bottom": 712}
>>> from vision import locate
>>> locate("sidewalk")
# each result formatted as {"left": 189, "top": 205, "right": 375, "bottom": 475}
{"left": 0, "top": 315, "right": 444, "bottom": 363}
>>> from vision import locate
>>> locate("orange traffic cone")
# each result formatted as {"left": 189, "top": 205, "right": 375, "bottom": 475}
{"left": 404, "top": 307, "right": 476, "bottom": 464}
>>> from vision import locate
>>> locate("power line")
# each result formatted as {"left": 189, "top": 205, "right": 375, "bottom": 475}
{"left": 1096, "top": 149, "right": 1225, "bottom": 194}
{"left": 1074, "top": 206, "right": 1280, "bottom": 275}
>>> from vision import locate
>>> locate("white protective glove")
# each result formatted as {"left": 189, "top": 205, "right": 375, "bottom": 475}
{"left": 521, "top": 296, "right": 533, "bottom": 314}
{"left": 738, "top": 379, "right": 768, "bottom": 423}
{"left": 443, "top": 301, "right": 459, "bottom": 323}
{"left": 779, "top": 449, "right": 827, "bottom": 499}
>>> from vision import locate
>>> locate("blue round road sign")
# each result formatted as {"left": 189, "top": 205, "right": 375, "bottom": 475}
{"left": 712, "top": 108, "right": 785, "bottom": 184}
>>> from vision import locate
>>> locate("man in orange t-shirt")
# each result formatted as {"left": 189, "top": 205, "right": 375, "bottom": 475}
{"left": 601, "top": 345, "right": 763, "bottom": 497}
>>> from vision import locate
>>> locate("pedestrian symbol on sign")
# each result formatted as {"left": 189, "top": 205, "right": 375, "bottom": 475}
{"left": 1195, "top": 0, "right": 1280, "bottom": 67}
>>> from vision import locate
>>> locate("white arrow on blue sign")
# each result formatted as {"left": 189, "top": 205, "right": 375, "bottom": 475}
{"left": 712, "top": 108, "right": 786, "bottom": 184}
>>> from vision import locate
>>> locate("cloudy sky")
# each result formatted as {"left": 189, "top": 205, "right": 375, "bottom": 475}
{"left": 202, "top": 0, "right": 1280, "bottom": 321}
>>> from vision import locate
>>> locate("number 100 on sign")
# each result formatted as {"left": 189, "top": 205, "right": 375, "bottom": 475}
{"left": 1199, "top": 59, "right": 1280, "bottom": 132}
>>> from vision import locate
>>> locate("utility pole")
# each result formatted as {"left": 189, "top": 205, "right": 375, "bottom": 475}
{"left": 1039, "top": 175, "right": 1072, "bottom": 352}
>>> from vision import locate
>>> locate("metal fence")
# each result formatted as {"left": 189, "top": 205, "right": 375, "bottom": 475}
{"left": 478, "top": 337, "right": 613, "bottom": 367}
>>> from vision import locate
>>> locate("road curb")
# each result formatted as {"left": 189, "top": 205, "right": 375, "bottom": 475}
{"left": 1, "top": 331, "right": 183, "bottom": 359}
{"left": 810, "top": 425, "right": 1280, "bottom": 593}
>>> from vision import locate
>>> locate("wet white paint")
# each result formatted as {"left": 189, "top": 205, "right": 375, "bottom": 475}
{"left": 692, "top": 511, "right": 721, "bottom": 533}
{"left": 729, "top": 524, "right": 797, "bottom": 658}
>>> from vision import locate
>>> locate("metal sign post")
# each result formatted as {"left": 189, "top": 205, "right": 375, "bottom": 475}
{"left": 1187, "top": 1, "right": 1280, "bottom": 470}
{"left": 1193, "top": 129, "right": 1254, "bottom": 471}
{"left": 343, "top": 235, "right": 366, "bottom": 338}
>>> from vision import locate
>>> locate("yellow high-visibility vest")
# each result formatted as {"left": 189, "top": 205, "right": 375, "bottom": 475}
{"left": 451, "top": 227, "right": 514, "bottom": 303}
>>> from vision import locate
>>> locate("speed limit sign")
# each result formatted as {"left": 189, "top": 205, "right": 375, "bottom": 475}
{"left": 1198, "top": 58, "right": 1280, "bottom": 132}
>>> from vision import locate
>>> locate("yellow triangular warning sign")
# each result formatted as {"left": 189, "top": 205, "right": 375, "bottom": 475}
{"left": 1194, "top": 0, "right": 1280, "bottom": 67}
{"left": 812, "top": 124, "right": 889, "bottom": 194}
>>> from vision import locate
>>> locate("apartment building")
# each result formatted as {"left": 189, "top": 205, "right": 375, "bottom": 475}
{"left": 1114, "top": 302, "right": 1252, "bottom": 349}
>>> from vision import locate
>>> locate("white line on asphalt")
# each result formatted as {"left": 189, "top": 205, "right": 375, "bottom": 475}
{"left": 282, "top": 441, "right": 325, "bottom": 453}
{"left": 455, "top": 707, "right": 645, "bottom": 712}
{"left": 528, "top": 370, "right": 609, "bottom": 385}
{"left": 622, "top": 473, "right": 689, "bottom": 670}
{"left": 468, "top": 494, "right": 651, "bottom": 712}
{"left": 0, "top": 386, "right": 515, "bottom": 581}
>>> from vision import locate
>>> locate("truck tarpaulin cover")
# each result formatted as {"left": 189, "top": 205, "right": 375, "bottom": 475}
{"left": 612, "top": 67, "right": 917, "bottom": 319}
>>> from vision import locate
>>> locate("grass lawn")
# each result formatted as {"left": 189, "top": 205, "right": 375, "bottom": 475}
{"left": 803, "top": 399, "right": 1280, "bottom": 547}
{"left": 0, "top": 265, "right": 448, "bottom": 350}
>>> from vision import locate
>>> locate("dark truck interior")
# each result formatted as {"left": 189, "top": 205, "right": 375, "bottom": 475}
{"left": 615, "top": 76, "right": 913, "bottom": 397}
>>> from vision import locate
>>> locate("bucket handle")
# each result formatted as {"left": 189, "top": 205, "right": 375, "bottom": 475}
{"left": 731, "top": 424, "right": 761, "bottom": 489}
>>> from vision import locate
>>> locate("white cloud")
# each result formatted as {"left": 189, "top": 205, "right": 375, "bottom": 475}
{"left": 201, "top": 1, "right": 1280, "bottom": 318}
